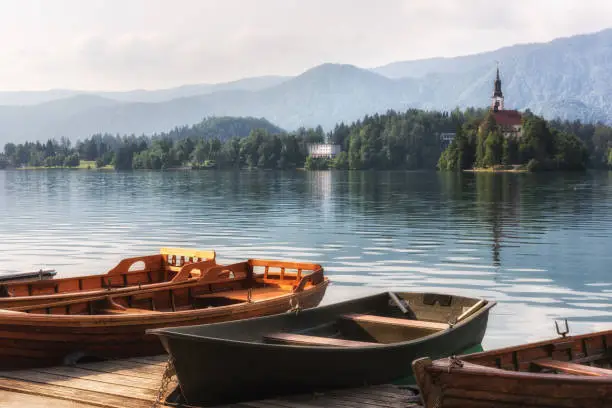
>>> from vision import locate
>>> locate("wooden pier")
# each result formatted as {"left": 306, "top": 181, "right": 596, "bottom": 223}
{"left": 0, "top": 355, "right": 422, "bottom": 408}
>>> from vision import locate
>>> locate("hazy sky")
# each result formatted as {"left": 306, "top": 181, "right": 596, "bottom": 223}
{"left": 1, "top": 0, "right": 611, "bottom": 91}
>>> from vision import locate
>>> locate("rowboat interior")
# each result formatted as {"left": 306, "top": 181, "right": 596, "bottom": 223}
{"left": 160, "top": 292, "right": 491, "bottom": 347}
{"left": 0, "top": 247, "right": 216, "bottom": 300}
{"left": 4, "top": 259, "right": 326, "bottom": 316}
{"left": 459, "top": 329, "right": 612, "bottom": 376}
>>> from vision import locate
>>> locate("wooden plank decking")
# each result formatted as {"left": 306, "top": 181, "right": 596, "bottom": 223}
{"left": 0, "top": 355, "right": 422, "bottom": 408}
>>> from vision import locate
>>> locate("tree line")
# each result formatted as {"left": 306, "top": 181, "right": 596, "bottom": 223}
{"left": 1, "top": 110, "right": 611, "bottom": 171}
{"left": 1, "top": 138, "right": 80, "bottom": 169}
{"left": 0, "top": 124, "right": 325, "bottom": 170}
{"left": 438, "top": 110, "right": 612, "bottom": 171}
{"left": 129, "top": 127, "right": 324, "bottom": 170}
{"left": 305, "top": 108, "right": 486, "bottom": 170}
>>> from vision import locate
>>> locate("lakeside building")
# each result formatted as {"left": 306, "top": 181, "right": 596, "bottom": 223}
{"left": 308, "top": 143, "right": 342, "bottom": 158}
{"left": 440, "top": 132, "right": 456, "bottom": 149}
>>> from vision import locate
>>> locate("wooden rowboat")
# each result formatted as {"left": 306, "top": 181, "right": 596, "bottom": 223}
{"left": 413, "top": 328, "right": 612, "bottom": 407}
{"left": 0, "top": 259, "right": 328, "bottom": 370}
{"left": 0, "top": 248, "right": 216, "bottom": 308}
{"left": 148, "top": 291, "right": 495, "bottom": 406}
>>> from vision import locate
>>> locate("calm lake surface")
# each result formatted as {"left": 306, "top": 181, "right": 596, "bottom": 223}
{"left": 1, "top": 169, "right": 611, "bottom": 350}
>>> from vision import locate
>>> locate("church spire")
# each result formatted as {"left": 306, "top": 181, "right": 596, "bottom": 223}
{"left": 491, "top": 63, "right": 504, "bottom": 112}
{"left": 493, "top": 65, "right": 503, "bottom": 98}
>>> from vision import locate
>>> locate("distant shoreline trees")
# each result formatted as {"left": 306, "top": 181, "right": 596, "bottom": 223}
{"left": 1, "top": 111, "right": 611, "bottom": 172}
{"left": 438, "top": 111, "right": 591, "bottom": 171}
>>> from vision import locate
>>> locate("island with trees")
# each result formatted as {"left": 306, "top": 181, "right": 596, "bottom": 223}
{"left": 438, "top": 110, "right": 594, "bottom": 172}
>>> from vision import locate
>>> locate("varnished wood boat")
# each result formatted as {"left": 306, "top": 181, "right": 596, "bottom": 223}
{"left": 0, "top": 259, "right": 328, "bottom": 370}
{"left": 0, "top": 248, "right": 216, "bottom": 308}
{"left": 149, "top": 291, "right": 495, "bottom": 406}
{"left": 413, "top": 328, "right": 612, "bottom": 407}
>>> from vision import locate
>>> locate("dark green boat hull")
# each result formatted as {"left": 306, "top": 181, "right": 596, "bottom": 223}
{"left": 150, "top": 292, "right": 494, "bottom": 406}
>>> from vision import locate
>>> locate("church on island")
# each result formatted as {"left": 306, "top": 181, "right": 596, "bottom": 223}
{"left": 488, "top": 66, "right": 523, "bottom": 138}
{"left": 441, "top": 65, "right": 523, "bottom": 148}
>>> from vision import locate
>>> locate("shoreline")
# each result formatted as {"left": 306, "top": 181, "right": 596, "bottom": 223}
{"left": 464, "top": 169, "right": 528, "bottom": 173}
{"left": 464, "top": 166, "right": 528, "bottom": 173}
{"left": 12, "top": 160, "right": 114, "bottom": 171}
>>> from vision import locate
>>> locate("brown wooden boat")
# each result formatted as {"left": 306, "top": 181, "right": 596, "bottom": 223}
{"left": 0, "top": 259, "right": 328, "bottom": 370}
{"left": 413, "top": 328, "right": 612, "bottom": 407}
{"left": 0, "top": 247, "right": 217, "bottom": 308}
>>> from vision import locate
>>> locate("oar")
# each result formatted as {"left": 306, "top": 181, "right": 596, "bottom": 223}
{"left": 388, "top": 291, "right": 418, "bottom": 319}
{"left": 388, "top": 291, "right": 410, "bottom": 314}
{"left": 456, "top": 299, "right": 487, "bottom": 323}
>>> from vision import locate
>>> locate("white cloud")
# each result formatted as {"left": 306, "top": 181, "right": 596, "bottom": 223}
{"left": 0, "top": 0, "right": 610, "bottom": 90}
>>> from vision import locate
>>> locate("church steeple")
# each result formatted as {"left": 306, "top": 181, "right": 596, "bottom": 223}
{"left": 493, "top": 67, "right": 503, "bottom": 98}
{"left": 491, "top": 63, "right": 504, "bottom": 112}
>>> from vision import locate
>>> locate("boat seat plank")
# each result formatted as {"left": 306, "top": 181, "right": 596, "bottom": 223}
{"left": 341, "top": 314, "right": 449, "bottom": 331}
{"left": 96, "top": 308, "right": 162, "bottom": 315}
{"left": 194, "top": 287, "right": 287, "bottom": 302}
{"left": 264, "top": 333, "right": 377, "bottom": 347}
{"left": 533, "top": 359, "right": 612, "bottom": 377}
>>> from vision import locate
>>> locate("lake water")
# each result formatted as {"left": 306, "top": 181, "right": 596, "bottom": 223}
{"left": 1, "top": 169, "right": 611, "bottom": 350}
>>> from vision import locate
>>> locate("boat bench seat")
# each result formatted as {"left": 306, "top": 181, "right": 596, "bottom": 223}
{"left": 193, "top": 287, "right": 287, "bottom": 302}
{"left": 533, "top": 359, "right": 612, "bottom": 377}
{"left": 264, "top": 332, "right": 377, "bottom": 347}
{"left": 340, "top": 314, "right": 449, "bottom": 331}
{"left": 97, "top": 307, "right": 162, "bottom": 315}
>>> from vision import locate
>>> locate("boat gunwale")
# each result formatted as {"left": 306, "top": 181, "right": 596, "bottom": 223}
{"left": 0, "top": 279, "right": 330, "bottom": 325}
{"left": 148, "top": 292, "right": 495, "bottom": 351}
{"left": 0, "top": 276, "right": 202, "bottom": 305}
{"left": 457, "top": 329, "right": 612, "bottom": 360}
{"left": 425, "top": 357, "right": 612, "bottom": 384}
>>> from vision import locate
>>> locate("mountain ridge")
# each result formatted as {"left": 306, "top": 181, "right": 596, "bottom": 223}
{"left": 0, "top": 28, "right": 611, "bottom": 145}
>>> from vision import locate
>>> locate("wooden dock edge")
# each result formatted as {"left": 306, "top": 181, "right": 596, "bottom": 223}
{"left": 0, "top": 355, "right": 423, "bottom": 408}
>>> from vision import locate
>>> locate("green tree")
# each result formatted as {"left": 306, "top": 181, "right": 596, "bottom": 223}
{"left": 483, "top": 131, "right": 504, "bottom": 167}
{"left": 502, "top": 137, "right": 518, "bottom": 165}
{"left": 63, "top": 154, "right": 80, "bottom": 167}
{"left": 519, "top": 116, "right": 554, "bottom": 164}
{"left": 348, "top": 127, "right": 363, "bottom": 169}
{"left": 553, "top": 131, "right": 587, "bottom": 170}
{"left": 331, "top": 151, "right": 349, "bottom": 169}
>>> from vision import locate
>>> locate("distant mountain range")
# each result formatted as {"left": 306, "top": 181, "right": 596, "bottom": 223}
{"left": 0, "top": 28, "right": 610, "bottom": 145}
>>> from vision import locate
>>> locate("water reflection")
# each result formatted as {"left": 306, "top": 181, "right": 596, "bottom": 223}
{"left": 0, "top": 169, "right": 611, "bottom": 349}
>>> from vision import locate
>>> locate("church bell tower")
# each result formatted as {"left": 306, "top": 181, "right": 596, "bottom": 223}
{"left": 491, "top": 65, "right": 504, "bottom": 112}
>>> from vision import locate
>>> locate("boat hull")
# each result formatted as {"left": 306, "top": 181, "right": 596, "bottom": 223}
{"left": 152, "top": 292, "right": 494, "bottom": 406}
{"left": 413, "top": 330, "right": 612, "bottom": 407}
{"left": 0, "top": 280, "right": 328, "bottom": 370}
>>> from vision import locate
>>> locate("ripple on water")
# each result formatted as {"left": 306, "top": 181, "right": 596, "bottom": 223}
{"left": 1, "top": 170, "right": 611, "bottom": 350}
